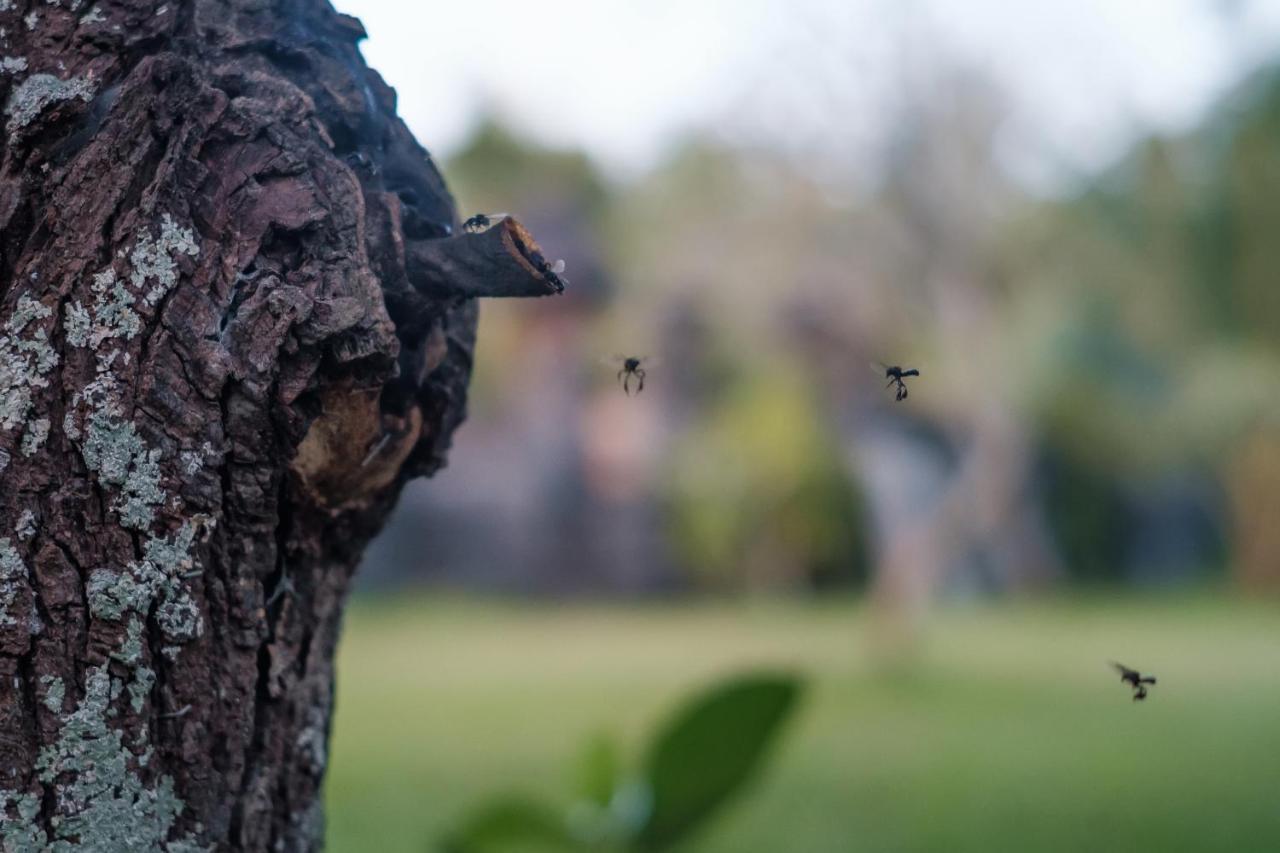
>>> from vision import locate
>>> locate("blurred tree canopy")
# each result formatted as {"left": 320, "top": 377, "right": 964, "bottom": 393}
{"left": 1009, "top": 65, "right": 1280, "bottom": 587}
{"left": 663, "top": 365, "right": 869, "bottom": 591}
{"left": 420, "top": 57, "right": 1280, "bottom": 596}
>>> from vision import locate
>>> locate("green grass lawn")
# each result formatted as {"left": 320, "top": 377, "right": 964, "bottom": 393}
{"left": 326, "top": 593, "right": 1280, "bottom": 852}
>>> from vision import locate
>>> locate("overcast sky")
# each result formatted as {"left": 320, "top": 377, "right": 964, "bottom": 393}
{"left": 335, "top": 0, "right": 1280, "bottom": 188}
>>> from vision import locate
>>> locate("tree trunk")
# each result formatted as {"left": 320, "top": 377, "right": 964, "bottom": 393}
{"left": 0, "top": 2, "right": 556, "bottom": 848}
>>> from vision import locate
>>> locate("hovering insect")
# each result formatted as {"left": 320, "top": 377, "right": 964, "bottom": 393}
{"left": 462, "top": 212, "right": 509, "bottom": 234}
{"left": 872, "top": 362, "right": 920, "bottom": 402}
{"left": 1111, "top": 662, "right": 1157, "bottom": 702}
{"left": 608, "top": 355, "right": 654, "bottom": 396}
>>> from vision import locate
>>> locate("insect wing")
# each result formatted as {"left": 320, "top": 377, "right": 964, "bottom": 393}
{"left": 1110, "top": 662, "right": 1137, "bottom": 679}
{"left": 599, "top": 354, "right": 630, "bottom": 367}
{"left": 463, "top": 212, "right": 509, "bottom": 233}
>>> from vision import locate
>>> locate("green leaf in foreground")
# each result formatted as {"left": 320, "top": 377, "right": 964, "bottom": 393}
{"left": 636, "top": 672, "right": 803, "bottom": 849}
{"left": 574, "top": 730, "right": 622, "bottom": 808}
{"left": 440, "top": 795, "right": 576, "bottom": 853}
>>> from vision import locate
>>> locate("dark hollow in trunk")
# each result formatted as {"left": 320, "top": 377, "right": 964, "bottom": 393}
{"left": 0, "top": 2, "right": 553, "bottom": 849}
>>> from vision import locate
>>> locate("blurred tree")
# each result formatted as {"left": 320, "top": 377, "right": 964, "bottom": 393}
{"left": 1009, "top": 64, "right": 1280, "bottom": 588}
{"left": 863, "top": 64, "right": 1061, "bottom": 638}
{"left": 663, "top": 366, "right": 868, "bottom": 591}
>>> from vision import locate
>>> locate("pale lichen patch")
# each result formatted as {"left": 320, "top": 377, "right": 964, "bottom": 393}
{"left": 87, "top": 566, "right": 146, "bottom": 622}
{"left": 155, "top": 595, "right": 201, "bottom": 642}
{"left": 15, "top": 509, "right": 36, "bottom": 540}
{"left": 0, "top": 788, "right": 43, "bottom": 850}
{"left": 128, "top": 665, "right": 154, "bottom": 714}
{"left": 65, "top": 269, "right": 143, "bottom": 349}
{"left": 63, "top": 299, "right": 92, "bottom": 347}
{"left": 39, "top": 214, "right": 209, "bottom": 846}
{"left": 81, "top": 412, "right": 164, "bottom": 530}
{"left": 62, "top": 409, "right": 81, "bottom": 442}
{"left": 0, "top": 296, "right": 60, "bottom": 433}
{"left": 68, "top": 217, "right": 203, "bottom": 531}
{"left": 20, "top": 416, "right": 50, "bottom": 455}
{"left": 295, "top": 707, "right": 329, "bottom": 776}
{"left": 40, "top": 674, "right": 65, "bottom": 714}
{"left": 0, "top": 538, "right": 30, "bottom": 629}
{"left": 180, "top": 442, "right": 216, "bottom": 475}
{"left": 34, "top": 667, "right": 199, "bottom": 849}
{"left": 0, "top": 55, "right": 27, "bottom": 74}
{"left": 142, "top": 522, "right": 204, "bottom": 642}
{"left": 118, "top": 614, "right": 145, "bottom": 664}
{"left": 87, "top": 521, "right": 203, "bottom": 641}
{"left": 130, "top": 215, "right": 199, "bottom": 306}
{"left": 180, "top": 451, "right": 201, "bottom": 475}
{"left": 3, "top": 72, "right": 95, "bottom": 134}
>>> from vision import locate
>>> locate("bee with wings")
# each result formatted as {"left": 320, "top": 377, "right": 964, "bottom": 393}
{"left": 462, "top": 212, "right": 509, "bottom": 234}
{"left": 606, "top": 355, "right": 657, "bottom": 396}
{"left": 1111, "top": 662, "right": 1157, "bottom": 701}
{"left": 872, "top": 361, "right": 920, "bottom": 402}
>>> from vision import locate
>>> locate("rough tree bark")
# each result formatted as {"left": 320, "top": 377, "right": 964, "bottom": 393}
{"left": 0, "top": 1, "right": 560, "bottom": 849}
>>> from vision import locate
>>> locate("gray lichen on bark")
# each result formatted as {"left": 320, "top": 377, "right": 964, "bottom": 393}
{"left": 0, "top": 0, "right": 557, "bottom": 849}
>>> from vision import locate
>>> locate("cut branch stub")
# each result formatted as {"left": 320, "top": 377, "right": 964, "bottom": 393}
{"left": 405, "top": 217, "right": 567, "bottom": 300}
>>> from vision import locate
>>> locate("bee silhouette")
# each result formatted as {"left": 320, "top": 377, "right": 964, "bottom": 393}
{"left": 1111, "top": 662, "right": 1157, "bottom": 701}
{"left": 872, "top": 362, "right": 920, "bottom": 402}
{"left": 536, "top": 258, "right": 569, "bottom": 289}
{"left": 462, "top": 212, "right": 509, "bottom": 234}
{"left": 607, "top": 355, "right": 654, "bottom": 396}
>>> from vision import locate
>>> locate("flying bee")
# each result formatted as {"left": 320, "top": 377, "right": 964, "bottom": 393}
{"left": 1111, "top": 662, "right": 1157, "bottom": 701}
{"left": 462, "top": 212, "right": 509, "bottom": 234}
{"left": 606, "top": 354, "right": 655, "bottom": 396}
{"left": 872, "top": 361, "right": 920, "bottom": 402}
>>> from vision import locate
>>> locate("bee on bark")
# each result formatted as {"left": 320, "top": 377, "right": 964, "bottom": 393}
{"left": 462, "top": 212, "right": 509, "bottom": 234}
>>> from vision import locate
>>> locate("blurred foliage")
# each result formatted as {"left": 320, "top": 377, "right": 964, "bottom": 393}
{"left": 447, "top": 119, "right": 611, "bottom": 226}
{"left": 428, "top": 57, "right": 1280, "bottom": 594}
{"left": 663, "top": 365, "right": 868, "bottom": 590}
{"left": 439, "top": 673, "right": 803, "bottom": 852}
{"left": 1039, "top": 449, "right": 1130, "bottom": 584}
{"left": 1007, "top": 65, "right": 1280, "bottom": 584}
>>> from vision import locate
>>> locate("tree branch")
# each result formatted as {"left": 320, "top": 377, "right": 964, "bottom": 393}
{"left": 405, "top": 217, "right": 567, "bottom": 299}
